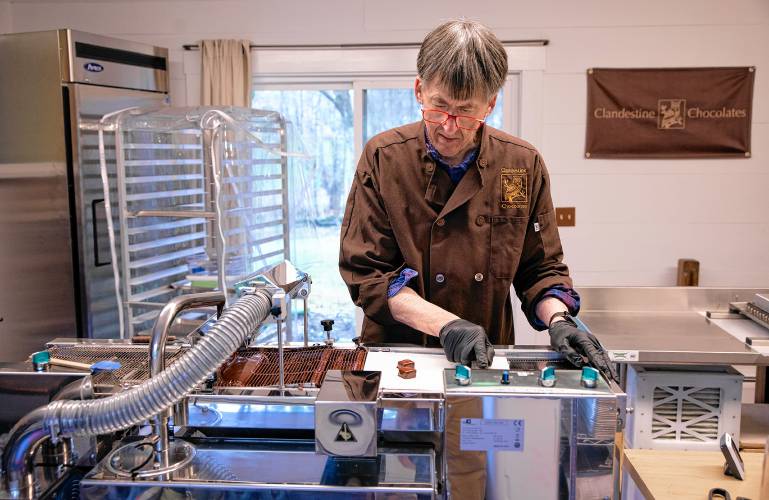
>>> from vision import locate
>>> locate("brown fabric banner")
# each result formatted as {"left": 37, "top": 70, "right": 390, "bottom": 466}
{"left": 585, "top": 67, "right": 754, "bottom": 159}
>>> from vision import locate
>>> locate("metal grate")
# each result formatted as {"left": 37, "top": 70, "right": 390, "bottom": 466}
{"left": 215, "top": 346, "right": 367, "bottom": 388}
{"left": 651, "top": 385, "right": 721, "bottom": 442}
{"left": 506, "top": 350, "right": 568, "bottom": 372}
{"left": 507, "top": 359, "right": 569, "bottom": 371}
{"left": 46, "top": 344, "right": 184, "bottom": 389}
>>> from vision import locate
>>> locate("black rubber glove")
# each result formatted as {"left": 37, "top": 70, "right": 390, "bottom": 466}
{"left": 439, "top": 319, "right": 495, "bottom": 368}
{"left": 549, "top": 315, "right": 618, "bottom": 382}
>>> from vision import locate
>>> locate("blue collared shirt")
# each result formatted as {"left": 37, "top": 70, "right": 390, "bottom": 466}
{"left": 423, "top": 128, "right": 479, "bottom": 185}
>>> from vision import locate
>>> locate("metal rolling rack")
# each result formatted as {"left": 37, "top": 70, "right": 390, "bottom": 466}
{"left": 108, "top": 107, "right": 291, "bottom": 338}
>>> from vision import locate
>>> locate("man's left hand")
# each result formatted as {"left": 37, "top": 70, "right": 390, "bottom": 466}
{"left": 549, "top": 316, "right": 618, "bottom": 382}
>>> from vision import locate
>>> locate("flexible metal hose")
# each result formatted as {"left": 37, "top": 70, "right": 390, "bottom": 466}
{"left": 43, "top": 290, "right": 272, "bottom": 437}
{"left": 3, "top": 291, "right": 271, "bottom": 495}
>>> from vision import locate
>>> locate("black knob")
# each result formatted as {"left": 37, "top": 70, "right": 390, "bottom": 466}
{"left": 321, "top": 319, "right": 335, "bottom": 332}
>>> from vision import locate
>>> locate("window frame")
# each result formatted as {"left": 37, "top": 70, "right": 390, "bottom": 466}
{"left": 183, "top": 44, "right": 545, "bottom": 143}
{"left": 184, "top": 44, "right": 546, "bottom": 338}
{"left": 252, "top": 76, "right": 521, "bottom": 160}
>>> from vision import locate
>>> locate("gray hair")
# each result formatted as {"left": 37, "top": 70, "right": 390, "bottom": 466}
{"left": 417, "top": 19, "right": 508, "bottom": 101}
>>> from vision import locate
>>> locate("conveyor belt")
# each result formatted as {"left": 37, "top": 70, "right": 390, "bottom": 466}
{"left": 216, "top": 346, "right": 367, "bottom": 388}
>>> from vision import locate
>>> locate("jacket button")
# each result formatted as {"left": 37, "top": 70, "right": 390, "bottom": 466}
{"left": 436, "top": 218, "right": 446, "bottom": 227}
{"left": 435, "top": 273, "right": 445, "bottom": 283}
{"left": 475, "top": 215, "right": 485, "bottom": 226}
{"left": 478, "top": 158, "right": 488, "bottom": 168}
{"left": 474, "top": 273, "right": 484, "bottom": 282}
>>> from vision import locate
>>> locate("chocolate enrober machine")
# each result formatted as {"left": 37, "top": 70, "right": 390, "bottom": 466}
{"left": 1, "top": 267, "right": 625, "bottom": 499}
{"left": 4, "top": 278, "right": 768, "bottom": 499}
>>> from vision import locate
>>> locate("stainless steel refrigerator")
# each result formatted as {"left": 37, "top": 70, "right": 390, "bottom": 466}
{"left": 0, "top": 29, "right": 169, "bottom": 361}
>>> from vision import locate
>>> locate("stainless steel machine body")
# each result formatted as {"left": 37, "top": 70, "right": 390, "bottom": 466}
{"left": 444, "top": 368, "right": 623, "bottom": 500}
{"left": 84, "top": 347, "right": 616, "bottom": 499}
{"left": 4, "top": 286, "right": 767, "bottom": 499}
{"left": 0, "top": 30, "right": 168, "bottom": 359}
{"left": 624, "top": 364, "right": 743, "bottom": 451}
{"left": 79, "top": 443, "right": 437, "bottom": 499}
{"left": 2, "top": 334, "right": 624, "bottom": 499}
{"left": 315, "top": 370, "right": 381, "bottom": 457}
{"left": 72, "top": 345, "right": 440, "bottom": 499}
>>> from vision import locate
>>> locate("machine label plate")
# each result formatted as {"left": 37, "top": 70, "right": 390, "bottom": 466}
{"left": 460, "top": 418, "right": 525, "bottom": 452}
{"left": 608, "top": 350, "right": 639, "bottom": 362}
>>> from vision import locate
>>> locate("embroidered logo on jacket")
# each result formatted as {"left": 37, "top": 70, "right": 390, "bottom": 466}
{"left": 500, "top": 168, "right": 528, "bottom": 209}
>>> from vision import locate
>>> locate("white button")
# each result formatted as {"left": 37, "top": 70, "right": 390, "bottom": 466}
{"left": 435, "top": 273, "right": 445, "bottom": 283}
{"left": 474, "top": 273, "right": 484, "bottom": 282}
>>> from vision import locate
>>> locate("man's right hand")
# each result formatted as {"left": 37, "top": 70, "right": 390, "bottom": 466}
{"left": 439, "top": 319, "right": 495, "bottom": 368}
{"left": 549, "top": 315, "right": 617, "bottom": 382}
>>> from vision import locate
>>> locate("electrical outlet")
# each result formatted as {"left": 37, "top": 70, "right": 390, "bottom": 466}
{"left": 555, "top": 207, "right": 575, "bottom": 227}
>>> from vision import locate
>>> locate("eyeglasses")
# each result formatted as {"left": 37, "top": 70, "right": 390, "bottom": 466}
{"left": 421, "top": 108, "right": 486, "bottom": 130}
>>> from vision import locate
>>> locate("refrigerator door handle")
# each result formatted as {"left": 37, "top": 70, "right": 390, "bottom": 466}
{"left": 91, "top": 198, "right": 111, "bottom": 267}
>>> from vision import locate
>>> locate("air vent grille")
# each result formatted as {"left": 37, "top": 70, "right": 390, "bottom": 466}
{"left": 650, "top": 386, "right": 721, "bottom": 442}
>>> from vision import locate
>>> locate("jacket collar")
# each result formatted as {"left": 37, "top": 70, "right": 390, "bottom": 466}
{"left": 416, "top": 120, "right": 491, "bottom": 168}
{"left": 417, "top": 122, "right": 492, "bottom": 219}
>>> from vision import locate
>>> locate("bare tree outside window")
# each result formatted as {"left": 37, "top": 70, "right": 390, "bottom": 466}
{"left": 253, "top": 89, "right": 356, "bottom": 341}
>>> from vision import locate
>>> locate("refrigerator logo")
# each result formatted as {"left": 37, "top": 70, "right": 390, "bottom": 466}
{"left": 84, "top": 62, "right": 104, "bottom": 73}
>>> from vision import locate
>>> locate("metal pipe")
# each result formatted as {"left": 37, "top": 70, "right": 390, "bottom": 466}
{"left": 52, "top": 377, "right": 93, "bottom": 402}
{"left": 277, "top": 319, "right": 285, "bottom": 395}
{"left": 3, "top": 290, "right": 272, "bottom": 497}
{"left": 150, "top": 291, "right": 226, "bottom": 376}
{"left": 2, "top": 408, "right": 50, "bottom": 498}
{"left": 303, "top": 296, "right": 309, "bottom": 348}
{"left": 1, "top": 375, "right": 94, "bottom": 497}
{"left": 40, "top": 438, "right": 73, "bottom": 468}
{"left": 183, "top": 40, "right": 550, "bottom": 50}
{"left": 149, "top": 291, "right": 226, "bottom": 467}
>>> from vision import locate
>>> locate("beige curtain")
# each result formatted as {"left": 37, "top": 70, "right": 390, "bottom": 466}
{"left": 201, "top": 39, "right": 252, "bottom": 106}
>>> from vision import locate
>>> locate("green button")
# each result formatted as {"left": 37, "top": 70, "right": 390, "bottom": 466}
{"left": 31, "top": 351, "right": 50, "bottom": 364}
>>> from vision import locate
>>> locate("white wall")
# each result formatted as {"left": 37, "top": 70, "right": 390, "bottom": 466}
{"left": 0, "top": 1, "right": 11, "bottom": 33}
{"left": 8, "top": 0, "right": 769, "bottom": 287}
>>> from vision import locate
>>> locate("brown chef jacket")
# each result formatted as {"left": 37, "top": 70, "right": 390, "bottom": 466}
{"left": 339, "top": 121, "right": 573, "bottom": 346}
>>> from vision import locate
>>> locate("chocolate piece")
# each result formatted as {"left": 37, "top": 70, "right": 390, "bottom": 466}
{"left": 398, "top": 367, "right": 417, "bottom": 379}
{"left": 397, "top": 359, "right": 415, "bottom": 370}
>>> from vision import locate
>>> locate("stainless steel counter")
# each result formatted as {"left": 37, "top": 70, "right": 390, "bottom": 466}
{"left": 581, "top": 311, "right": 765, "bottom": 365}
{"left": 577, "top": 287, "right": 769, "bottom": 366}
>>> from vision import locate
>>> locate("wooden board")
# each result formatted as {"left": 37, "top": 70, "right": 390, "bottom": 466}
{"left": 624, "top": 449, "right": 763, "bottom": 500}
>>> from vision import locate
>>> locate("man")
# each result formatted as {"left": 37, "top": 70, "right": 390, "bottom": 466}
{"left": 339, "top": 20, "right": 614, "bottom": 379}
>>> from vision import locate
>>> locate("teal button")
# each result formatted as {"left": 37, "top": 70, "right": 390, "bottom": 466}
{"left": 581, "top": 366, "right": 599, "bottom": 388}
{"left": 539, "top": 366, "right": 557, "bottom": 387}
{"left": 454, "top": 364, "right": 472, "bottom": 386}
{"left": 31, "top": 351, "right": 50, "bottom": 364}
{"left": 31, "top": 351, "right": 50, "bottom": 372}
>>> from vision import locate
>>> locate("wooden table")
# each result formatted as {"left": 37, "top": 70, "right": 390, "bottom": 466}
{"left": 624, "top": 449, "right": 764, "bottom": 499}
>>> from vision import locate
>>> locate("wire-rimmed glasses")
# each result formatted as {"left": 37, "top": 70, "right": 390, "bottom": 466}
{"left": 421, "top": 108, "right": 486, "bottom": 130}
